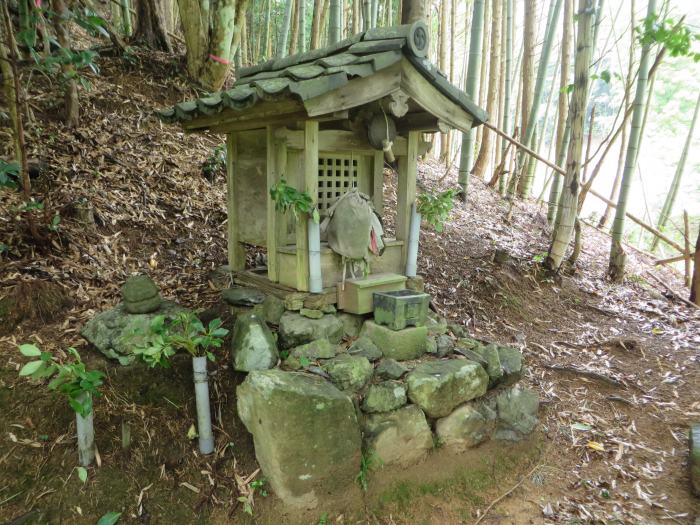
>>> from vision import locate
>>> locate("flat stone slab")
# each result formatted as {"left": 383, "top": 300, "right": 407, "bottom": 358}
{"left": 360, "top": 320, "right": 427, "bottom": 361}
{"left": 690, "top": 423, "right": 700, "bottom": 496}
{"left": 231, "top": 313, "right": 278, "bottom": 372}
{"left": 222, "top": 287, "right": 265, "bottom": 306}
{"left": 81, "top": 301, "right": 189, "bottom": 365}
{"left": 278, "top": 311, "right": 344, "bottom": 349}
{"left": 237, "top": 369, "right": 361, "bottom": 508}
{"left": 406, "top": 359, "right": 489, "bottom": 418}
{"left": 435, "top": 401, "right": 496, "bottom": 451}
{"left": 363, "top": 405, "right": 433, "bottom": 467}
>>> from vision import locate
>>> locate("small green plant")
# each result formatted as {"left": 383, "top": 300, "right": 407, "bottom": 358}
{"left": 201, "top": 144, "right": 226, "bottom": 180}
{"left": 637, "top": 13, "right": 700, "bottom": 60}
{"left": 18, "top": 344, "right": 104, "bottom": 417}
{"left": 316, "top": 513, "right": 329, "bottom": 525}
{"left": 238, "top": 477, "right": 268, "bottom": 515}
{"left": 0, "top": 160, "right": 20, "bottom": 190}
{"left": 416, "top": 188, "right": 460, "bottom": 232}
{"left": 270, "top": 178, "right": 320, "bottom": 223}
{"left": 532, "top": 252, "right": 547, "bottom": 264}
{"left": 133, "top": 313, "right": 228, "bottom": 367}
{"left": 356, "top": 451, "right": 381, "bottom": 491}
{"left": 96, "top": 512, "right": 122, "bottom": 525}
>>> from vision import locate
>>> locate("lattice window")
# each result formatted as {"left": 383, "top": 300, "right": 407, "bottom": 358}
{"left": 317, "top": 155, "right": 359, "bottom": 213}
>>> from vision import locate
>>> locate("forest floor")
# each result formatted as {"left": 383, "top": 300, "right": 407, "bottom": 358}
{"left": 1, "top": 49, "right": 699, "bottom": 525}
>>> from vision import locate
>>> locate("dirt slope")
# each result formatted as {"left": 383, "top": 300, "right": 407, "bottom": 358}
{"left": 1, "top": 50, "right": 699, "bottom": 525}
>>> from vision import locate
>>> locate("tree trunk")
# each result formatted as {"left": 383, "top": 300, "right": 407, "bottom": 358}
{"left": 277, "top": 0, "right": 294, "bottom": 57}
{"left": 650, "top": 90, "right": 700, "bottom": 252}
{"left": 134, "top": 0, "right": 172, "bottom": 52}
{"left": 475, "top": 0, "right": 490, "bottom": 157}
{"left": 121, "top": 0, "right": 133, "bottom": 36}
{"left": 517, "top": 0, "right": 563, "bottom": 197}
{"left": 608, "top": 0, "right": 656, "bottom": 282}
{"left": 400, "top": 0, "right": 425, "bottom": 24}
{"left": 298, "top": 0, "right": 307, "bottom": 52}
{"left": 311, "top": 0, "right": 323, "bottom": 48}
{"left": 289, "top": 0, "right": 299, "bottom": 55}
{"left": 351, "top": 0, "right": 360, "bottom": 34}
{"left": 329, "top": 0, "right": 342, "bottom": 44}
{"left": 52, "top": 0, "right": 80, "bottom": 128}
{"left": 516, "top": 0, "right": 536, "bottom": 193}
{"left": 501, "top": 0, "right": 513, "bottom": 159}
{"left": 472, "top": 0, "right": 501, "bottom": 180}
{"left": 264, "top": 0, "right": 273, "bottom": 57}
{"left": 546, "top": 0, "right": 594, "bottom": 272}
{"left": 457, "top": 0, "right": 485, "bottom": 199}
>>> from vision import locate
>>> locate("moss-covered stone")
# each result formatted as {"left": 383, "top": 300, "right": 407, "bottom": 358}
{"left": 362, "top": 381, "right": 407, "bottom": 413}
{"left": 375, "top": 358, "right": 408, "bottom": 380}
{"left": 283, "top": 339, "right": 337, "bottom": 370}
{"left": 321, "top": 354, "right": 373, "bottom": 392}
{"left": 436, "top": 334, "right": 454, "bottom": 357}
{"left": 497, "top": 345, "right": 523, "bottom": 385}
{"left": 362, "top": 405, "right": 433, "bottom": 467}
{"left": 435, "top": 401, "right": 496, "bottom": 451}
{"left": 237, "top": 370, "right": 361, "bottom": 508}
{"left": 348, "top": 336, "right": 382, "bottom": 362}
{"left": 360, "top": 320, "right": 427, "bottom": 361}
{"left": 81, "top": 301, "right": 189, "bottom": 365}
{"left": 231, "top": 313, "right": 278, "bottom": 372}
{"left": 222, "top": 287, "right": 265, "bottom": 306}
{"left": 406, "top": 360, "right": 489, "bottom": 418}
{"left": 278, "top": 311, "right": 344, "bottom": 349}
{"left": 262, "top": 295, "right": 285, "bottom": 325}
{"left": 495, "top": 386, "right": 539, "bottom": 441}
{"left": 121, "top": 275, "right": 161, "bottom": 314}
{"left": 300, "top": 308, "right": 324, "bottom": 319}
{"left": 690, "top": 423, "right": 700, "bottom": 496}
{"left": 472, "top": 344, "right": 503, "bottom": 386}
{"left": 284, "top": 292, "right": 308, "bottom": 311}
{"left": 338, "top": 312, "right": 365, "bottom": 338}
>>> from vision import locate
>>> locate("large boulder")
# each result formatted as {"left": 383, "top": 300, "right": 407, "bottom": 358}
{"left": 278, "top": 312, "right": 344, "bottom": 349}
{"left": 472, "top": 344, "right": 503, "bottom": 386}
{"left": 237, "top": 370, "right": 361, "bottom": 508}
{"left": 497, "top": 345, "right": 523, "bottom": 385}
{"left": 691, "top": 423, "right": 700, "bottom": 496}
{"left": 121, "top": 274, "right": 161, "bottom": 314}
{"left": 495, "top": 386, "right": 539, "bottom": 441}
{"left": 362, "top": 381, "right": 407, "bottom": 413}
{"left": 321, "top": 354, "right": 373, "bottom": 392}
{"left": 362, "top": 405, "right": 433, "bottom": 466}
{"left": 231, "top": 313, "right": 278, "bottom": 372}
{"left": 406, "top": 359, "right": 489, "bottom": 418}
{"left": 337, "top": 312, "right": 365, "bottom": 338}
{"left": 435, "top": 401, "right": 496, "bottom": 451}
{"left": 81, "top": 301, "right": 188, "bottom": 365}
{"left": 360, "top": 321, "right": 427, "bottom": 361}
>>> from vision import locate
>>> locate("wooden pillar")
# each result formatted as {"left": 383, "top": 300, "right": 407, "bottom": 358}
{"left": 295, "top": 120, "right": 319, "bottom": 291}
{"left": 226, "top": 133, "right": 245, "bottom": 271}
{"left": 396, "top": 130, "right": 419, "bottom": 263}
{"left": 266, "top": 126, "right": 279, "bottom": 282}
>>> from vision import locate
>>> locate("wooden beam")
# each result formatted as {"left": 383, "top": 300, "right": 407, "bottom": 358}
{"left": 275, "top": 128, "right": 409, "bottom": 155}
{"left": 183, "top": 100, "right": 306, "bottom": 132}
{"left": 396, "top": 131, "right": 419, "bottom": 263}
{"left": 225, "top": 133, "right": 245, "bottom": 271}
{"left": 303, "top": 63, "right": 402, "bottom": 117}
{"left": 399, "top": 59, "right": 474, "bottom": 133}
{"left": 654, "top": 253, "right": 689, "bottom": 266}
{"left": 266, "top": 126, "right": 279, "bottom": 282}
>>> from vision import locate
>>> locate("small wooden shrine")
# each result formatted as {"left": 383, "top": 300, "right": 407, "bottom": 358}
{"left": 159, "top": 21, "right": 487, "bottom": 302}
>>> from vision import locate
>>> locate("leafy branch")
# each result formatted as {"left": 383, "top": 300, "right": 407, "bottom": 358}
{"left": 416, "top": 188, "right": 460, "bottom": 232}
{"left": 270, "top": 179, "right": 320, "bottom": 223}
{"left": 18, "top": 344, "right": 104, "bottom": 417}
